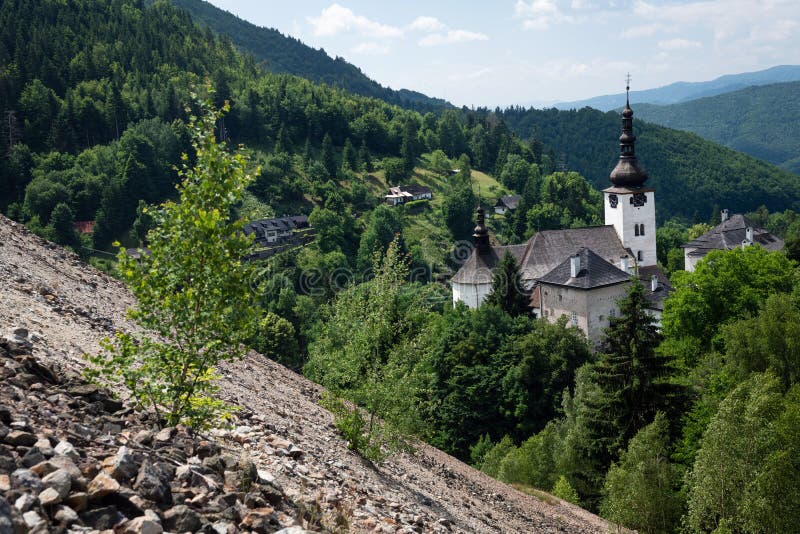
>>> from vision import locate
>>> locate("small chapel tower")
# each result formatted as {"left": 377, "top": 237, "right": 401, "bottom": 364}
{"left": 604, "top": 80, "right": 657, "bottom": 267}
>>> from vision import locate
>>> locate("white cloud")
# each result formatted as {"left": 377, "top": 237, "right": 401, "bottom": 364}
{"left": 408, "top": 16, "right": 445, "bottom": 33}
{"left": 658, "top": 38, "right": 702, "bottom": 51}
{"left": 419, "top": 30, "right": 490, "bottom": 47}
{"left": 307, "top": 4, "right": 403, "bottom": 38}
{"left": 515, "top": 0, "right": 574, "bottom": 30}
{"left": 351, "top": 42, "right": 391, "bottom": 55}
{"left": 621, "top": 23, "right": 662, "bottom": 39}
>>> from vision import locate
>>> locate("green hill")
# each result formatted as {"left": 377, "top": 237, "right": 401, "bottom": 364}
{"left": 633, "top": 82, "right": 800, "bottom": 173}
{"left": 167, "top": 0, "right": 450, "bottom": 112}
{"left": 498, "top": 105, "right": 800, "bottom": 221}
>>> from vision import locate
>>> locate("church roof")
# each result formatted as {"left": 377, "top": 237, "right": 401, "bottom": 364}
{"left": 451, "top": 244, "right": 527, "bottom": 284}
{"left": 683, "top": 214, "right": 783, "bottom": 256}
{"left": 538, "top": 247, "right": 631, "bottom": 289}
{"left": 519, "top": 226, "right": 630, "bottom": 281}
{"left": 452, "top": 225, "right": 630, "bottom": 285}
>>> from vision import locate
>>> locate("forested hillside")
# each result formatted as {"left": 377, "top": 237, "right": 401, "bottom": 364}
{"left": 498, "top": 105, "right": 800, "bottom": 221}
{"left": 554, "top": 64, "right": 800, "bottom": 111}
{"left": 168, "top": 0, "right": 450, "bottom": 112}
{"left": 634, "top": 82, "right": 800, "bottom": 173}
{"left": 2, "top": 2, "right": 800, "bottom": 533}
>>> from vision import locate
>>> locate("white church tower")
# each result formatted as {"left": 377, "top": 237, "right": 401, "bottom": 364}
{"left": 603, "top": 82, "right": 657, "bottom": 267}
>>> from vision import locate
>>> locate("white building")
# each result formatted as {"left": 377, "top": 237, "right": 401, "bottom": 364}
{"left": 682, "top": 210, "right": 784, "bottom": 272}
{"left": 451, "top": 91, "right": 670, "bottom": 344}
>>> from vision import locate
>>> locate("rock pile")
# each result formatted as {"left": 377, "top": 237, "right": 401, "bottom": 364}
{"left": 0, "top": 329, "right": 311, "bottom": 534}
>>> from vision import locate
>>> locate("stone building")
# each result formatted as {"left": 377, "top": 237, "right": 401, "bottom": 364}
{"left": 451, "top": 87, "right": 670, "bottom": 343}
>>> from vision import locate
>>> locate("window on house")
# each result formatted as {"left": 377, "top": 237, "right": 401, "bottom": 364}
{"left": 634, "top": 224, "right": 640, "bottom": 236}
{"left": 637, "top": 250, "right": 643, "bottom": 261}
{"left": 640, "top": 224, "right": 645, "bottom": 235}
{"left": 571, "top": 311, "right": 578, "bottom": 325}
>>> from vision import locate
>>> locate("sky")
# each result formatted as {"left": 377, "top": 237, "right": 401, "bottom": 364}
{"left": 206, "top": 0, "right": 800, "bottom": 108}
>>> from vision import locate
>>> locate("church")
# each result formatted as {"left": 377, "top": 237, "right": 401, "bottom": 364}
{"left": 451, "top": 90, "right": 670, "bottom": 344}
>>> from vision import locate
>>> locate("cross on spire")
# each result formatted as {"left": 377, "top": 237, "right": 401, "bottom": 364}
{"left": 625, "top": 73, "right": 631, "bottom": 105}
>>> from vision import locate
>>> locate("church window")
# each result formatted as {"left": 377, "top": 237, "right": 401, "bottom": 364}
{"left": 637, "top": 250, "right": 643, "bottom": 261}
{"left": 631, "top": 193, "right": 647, "bottom": 207}
{"left": 634, "top": 224, "right": 640, "bottom": 236}
{"left": 571, "top": 311, "right": 578, "bottom": 325}
{"left": 608, "top": 194, "right": 618, "bottom": 208}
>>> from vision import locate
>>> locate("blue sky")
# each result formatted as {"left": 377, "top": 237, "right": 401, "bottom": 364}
{"left": 206, "top": 1, "right": 800, "bottom": 107}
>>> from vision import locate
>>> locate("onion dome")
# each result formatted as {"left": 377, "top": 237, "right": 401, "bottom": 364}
{"left": 610, "top": 82, "right": 648, "bottom": 188}
{"left": 473, "top": 204, "right": 491, "bottom": 255}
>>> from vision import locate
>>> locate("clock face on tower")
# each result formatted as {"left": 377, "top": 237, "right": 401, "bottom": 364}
{"left": 631, "top": 193, "right": 647, "bottom": 207}
{"left": 608, "top": 194, "right": 618, "bottom": 208}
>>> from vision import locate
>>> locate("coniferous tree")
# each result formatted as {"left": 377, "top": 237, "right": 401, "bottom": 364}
{"left": 321, "top": 132, "right": 336, "bottom": 178}
{"left": 358, "top": 139, "right": 372, "bottom": 172}
{"left": 485, "top": 251, "right": 529, "bottom": 316}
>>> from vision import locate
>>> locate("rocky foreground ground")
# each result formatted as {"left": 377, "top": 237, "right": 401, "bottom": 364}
{"left": 0, "top": 214, "right": 616, "bottom": 533}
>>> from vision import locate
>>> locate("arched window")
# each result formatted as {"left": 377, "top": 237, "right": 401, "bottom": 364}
{"left": 640, "top": 223, "right": 645, "bottom": 235}
{"left": 634, "top": 224, "right": 640, "bottom": 236}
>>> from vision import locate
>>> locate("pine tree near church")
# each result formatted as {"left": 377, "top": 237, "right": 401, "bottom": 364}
{"left": 485, "top": 251, "right": 529, "bottom": 316}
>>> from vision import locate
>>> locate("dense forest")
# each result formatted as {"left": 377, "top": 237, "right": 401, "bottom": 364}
{"left": 634, "top": 82, "right": 800, "bottom": 173}
{"left": 497, "top": 105, "right": 800, "bottom": 221}
{"left": 168, "top": 0, "right": 450, "bottom": 112}
{"left": 2, "top": 1, "right": 800, "bottom": 532}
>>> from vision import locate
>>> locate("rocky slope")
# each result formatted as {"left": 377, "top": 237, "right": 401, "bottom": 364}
{"left": 0, "top": 214, "right": 616, "bottom": 533}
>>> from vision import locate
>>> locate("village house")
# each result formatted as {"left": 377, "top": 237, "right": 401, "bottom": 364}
{"left": 494, "top": 194, "right": 521, "bottom": 215}
{"left": 682, "top": 209, "right": 784, "bottom": 272}
{"left": 384, "top": 184, "right": 433, "bottom": 206}
{"left": 451, "top": 89, "right": 670, "bottom": 344}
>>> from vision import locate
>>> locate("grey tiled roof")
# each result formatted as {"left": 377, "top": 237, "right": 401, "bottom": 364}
{"left": 495, "top": 195, "right": 521, "bottom": 210}
{"left": 638, "top": 265, "right": 672, "bottom": 311}
{"left": 451, "top": 244, "right": 527, "bottom": 284}
{"left": 538, "top": 247, "right": 631, "bottom": 289}
{"left": 683, "top": 214, "right": 783, "bottom": 256}
{"left": 519, "top": 226, "right": 630, "bottom": 281}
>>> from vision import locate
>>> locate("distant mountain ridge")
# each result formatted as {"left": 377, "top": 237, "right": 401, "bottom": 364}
{"left": 633, "top": 81, "right": 800, "bottom": 174}
{"left": 553, "top": 65, "right": 800, "bottom": 111}
{"left": 168, "top": 0, "right": 450, "bottom": 112}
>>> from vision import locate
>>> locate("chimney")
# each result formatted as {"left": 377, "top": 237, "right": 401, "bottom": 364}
{"left": 570, "top": 254, "right": 581, "bottom": 278}
{"left": 651, "top": 274, "right": 658, "bottom": 292}
{"left": 721, "top": 209, "right": 729, "bottom": 222}
{"left": 746, "top": 227, "right": 753, "bottom": 243}
{"left": 620, "top": 255, "right": 629, "bottom": 274}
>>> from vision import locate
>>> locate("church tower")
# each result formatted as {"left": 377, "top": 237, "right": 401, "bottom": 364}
{"left": 604, "top": 81, "right": 657, "bottom": 267}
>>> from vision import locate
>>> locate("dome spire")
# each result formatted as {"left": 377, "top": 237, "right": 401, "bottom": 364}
{"left": 473, "top": 203, "right": 491, "bottom": 255}
{"left": 610, "top": 74, "right": 648, "bottom": 188}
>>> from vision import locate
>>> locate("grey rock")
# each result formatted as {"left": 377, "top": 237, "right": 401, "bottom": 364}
{"left": 0, "top": 496, "right": 14, "bottom": 534}
{"left": 120, "top": 516, "right": 164, "bottom": 534}
{"left": 13, "top": 494, "right": 37, "bottom": 513}
{"left": 211, "top": 521, "right": 236, "bottom": 534}
{"left": 38, "top": 486, "right": 62, "bottom": 506}
{"left": 32, "top": 438, "right": 53, "bottom": 458}
{"left": 42, "top": 468, "right": 72, "bottom": 498}
{"left": 153, "top": 427, "right": 175, "bottom": 444}
{"left": 53, "top": 440, "right": 78, "bottom": 461}
{"left": 21, "top": 447, "right": 46, "bottom": 468}
{"left": 163, "top": 504, "right": 202, "bottom": 532}
{"left": 102, "top": 446, "right": 138, "bottom": 481}
{"left": 22, "top": 510, "right": 44, "bottom": 530}
{"left": 133, "top": 460, "right": 172, "bottom": 504}
{"left": 11, "top": 469, "right": 43, "bottom": 493}
{"left": 53, "top": 505, "right": 79, "bottom": 525}
{"left": 3, "top": 430, "right": 35, "bottom": 447}
{"left": 79, "top": 505, "right": 124, "bottom": 530}
{"left": 63, "top": 492, "right": 88, "bottom": 512}
{"left": 132, "top": 430, "right": 153, "bottom": 446}
{"left": 273, "top": 528, "right": 316, "bottom": 534}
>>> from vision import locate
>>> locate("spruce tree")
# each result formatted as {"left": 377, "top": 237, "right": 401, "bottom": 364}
{"left": 321, "top": 132, "right": 336, "bottom": 178}
{"left": 485, "top": 251, "right": 529, "bottom": 316}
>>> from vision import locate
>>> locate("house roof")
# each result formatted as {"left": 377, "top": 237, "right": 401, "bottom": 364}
{"left": 388, "top": 184, "right": 432, "bottom": 197}
{"left": 538, "top": 247, "right": 631, "bottom": 289}
{"left": 495, "top": 195, "right": 521, "bottom": 210}
{"left": 244, "top": 215, "right": 309, "bottom": 236}
{"left": 638, "top": 265, "right": 672, "bottom": 311}
{"left": 683, "top": 214, "right": 783, "bottom": 256}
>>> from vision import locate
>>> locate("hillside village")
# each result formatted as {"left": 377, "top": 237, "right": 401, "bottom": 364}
{"left": 1, "top": 1, "right": 800, "bottom": 533}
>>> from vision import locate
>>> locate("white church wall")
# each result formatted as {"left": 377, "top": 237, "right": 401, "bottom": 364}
{"left": 452, "top": 282, "right": 492, "bottom": 309}
{"left": 541, "top": 282, "right": 631, "bottom": 344}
